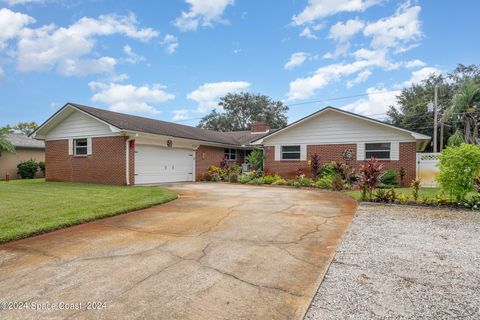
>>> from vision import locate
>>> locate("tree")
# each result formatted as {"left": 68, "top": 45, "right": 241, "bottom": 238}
{"left": 198, "top": 92, "right": 288, "bottom": 131}
{"left": 0, "top": 127, "right": 15, "bottom": 156}
{"left": 445, "top": 81, "right": 480, "bottom": 144}
{"left": 6, "top": 122, "right": 39, "bottom": 135}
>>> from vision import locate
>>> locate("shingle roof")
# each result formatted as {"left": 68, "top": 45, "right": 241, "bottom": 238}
{"left": 221, "top": 130, "right": 278, "bottom": 145}
{"left": 7, "top": 133, "right": 45, "bottom": 149}
{"left": 70, "top": 103, "right": 249, "bottom": 146}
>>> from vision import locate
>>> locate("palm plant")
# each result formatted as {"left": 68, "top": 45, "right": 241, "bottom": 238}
{"left": 0, "top": 127, "right": 15, "bottom": 156}
{"left": 445, "top": 81, "right": 480, "bottom": 144}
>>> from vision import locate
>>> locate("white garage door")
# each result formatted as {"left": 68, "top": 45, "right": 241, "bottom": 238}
{"left": 135, "top": 144, "right": 194, "bottom": 184}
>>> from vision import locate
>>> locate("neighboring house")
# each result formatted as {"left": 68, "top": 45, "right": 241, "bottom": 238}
{"left": 0, "top": 133, "right": 45, "bottom": 180}
{"left": 32, "top": 103, "right": 430, "bottom": 185}
{"left": 252, "top": 107, "right": 430, "bottom": 184}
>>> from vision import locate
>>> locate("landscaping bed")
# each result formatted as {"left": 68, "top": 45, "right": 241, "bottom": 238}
{"left": 0, "top": 179, "right": 177, "bottom": 242}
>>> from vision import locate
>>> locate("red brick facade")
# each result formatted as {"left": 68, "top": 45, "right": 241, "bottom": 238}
{"left": 45, "top": 136, "right": 133, "bottom": 185}
{"left": 264, "top": 142, "right": 417, "bottom": 186}
{"left": 195, "top": 145, "right": 244, "bottom": 181}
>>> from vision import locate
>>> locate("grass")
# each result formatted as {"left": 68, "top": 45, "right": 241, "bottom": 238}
{"left": 0, "top": 179, "right": 177, "bottom": 243}
{"left": 345, "top": 187, "right": 442, "bottom": 201}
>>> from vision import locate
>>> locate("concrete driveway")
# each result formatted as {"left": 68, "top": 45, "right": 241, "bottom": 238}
{"left": 0, "top": 183, "right": 357, "bottom": 320}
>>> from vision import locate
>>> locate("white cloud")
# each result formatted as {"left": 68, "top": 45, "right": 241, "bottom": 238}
{"left": 363, "top": 3, "right": 422, "bottom": 51}
{"left": 292, "top": 0, "right": 380, "bottom": 25}
{"left": 172, "top": 109, "right": 193, "bottom": 121}
{"left": 0, "top": 8, "right": 35, "bottom": 50}
{"left": 0, "top": 66, "right": 4, "bottom": 79}
{"left": 187, "top": 81, "right": 250, "bottom": 112}
{"left": 15, "top": 13, "right": 158, "bottom": 76}
{"left": 405, "top": 59, "right": 425, "bottom": 68}
{"left": 284, "top": 52, "right": 309, "bottom": 70}
{"left": 122, "top": 45, "right": 145, "bottom": 64}
{"left": 328, "top": 18, "right": 364, "bottom": 42}
{"left": 89, "top": 82, "right": 175, "bottom": 115}
{"left": 342, "top": 86, "right": 398, "bottom": 116}
{"left": 299, "top": 27, "right": 318, "bottom": 39}
{"left": 0, "top": 0, "right": 43, "bottom": 5}
{"left": 160, "top": 34, "right": 179, "bottom": 54}
{"left": 403, "top": 66, "right": 441, "bottom": 86}
{"left": 174, "top": 0, "right": 234, "bottom": 32}
{"left": 347, "top": 70, "right": 372, "bottom": 87}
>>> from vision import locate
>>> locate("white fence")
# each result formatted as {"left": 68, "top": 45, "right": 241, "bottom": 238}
{"left": 416, "top": 153, "right": 441, "bottom": 187}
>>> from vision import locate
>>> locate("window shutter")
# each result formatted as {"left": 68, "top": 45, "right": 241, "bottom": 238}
{"left": 356, "top": 143, "right": 365, "bottom": 161}
{"left": 87, "top": 137, "right": 92, "bottom": 155}
{"left": 274, "top": 145, "right": 280, "bottom": 161}
{"left": 390, "top": 141, "right": 399, "bottom": 160}
{"left": 68, "top": 139, "right": 73, "bottom": 155}
{"left": 300, "top": 144, "right": 307, "bottom": 161}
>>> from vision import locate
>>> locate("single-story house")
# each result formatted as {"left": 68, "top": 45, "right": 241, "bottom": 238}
{"left": 32, "top": 103, "right": 430, "bottom": 185}
{"left": 0, "top": 133, "right": 45, "bottom": 180}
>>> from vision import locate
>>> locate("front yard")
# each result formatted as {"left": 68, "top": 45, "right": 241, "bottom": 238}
{"left": 0, "top": 179, "right": 177, "bottom": 242}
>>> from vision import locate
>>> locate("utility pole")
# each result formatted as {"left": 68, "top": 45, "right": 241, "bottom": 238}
{"left": 433, "top": 85, "right": 438, "bottom": 153}
{"left": 440, "top": 120, "right": 444, "bottom": 151}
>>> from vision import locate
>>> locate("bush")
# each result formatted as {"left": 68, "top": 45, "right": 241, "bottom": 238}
{"left": 315, "top": 176, "right": 333, "bottom": 189}
{"left": 238, "top": 172, "right": 255, "bottom": 184}
{"left": 380, "top": 169, "right": 398, "bottom": 188}
{"left": 437, "top": 144, "right": 480, "bottom": 200}
{"left": 459, "top": 195, "right": 480, "bottom": 210}
{"left": 411, "top": 179, "right": 421, "bottom": 201}
{"left": 331, "top": 174, "right": 344, "bottom": 191}
{"left": 310, "top": 153, "right": 320, "bottom": 179}
{"left": 272, "top": 178, "right": 288, "bottom": 185}
{"left": 373, "top": 188, "right": 396, "bottom": 203}
{"left": 358, "top": 157, "right": 384, "bottom": 201}
{"left": 396, "top": 193, "right": 410, "bottom": 204}
{"left": 38, "top": 161, "right": 45, "bottom": 176}
{"left": 247, "top": 177, "right": 263, "bottom": 185}
{"left": 320, "top": 162, "right": 337, "bottom": 179}
{"left": 228, "top": 172, "right": 239, "bottom": 183}
{"left": 289, "top": 177, "right": 314, "bottom": 188}
{"left": 17, "top": 159, "right": 39, "bottom": 179}
{"left": 246, "top": 149, "right": 264, "bottom": 171}
{"left": 263, "top": 175, "right": 281, "bottom": 184}
{"left": 210, "top": 173, "right": 221, "bottom": 182}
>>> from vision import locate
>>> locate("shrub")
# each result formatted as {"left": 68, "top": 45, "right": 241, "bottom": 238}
{"left": 210, "top": 173, "right": 221, "bottom": 182}
{"left": 315, "top": 176, "right": 333, "bottom": 189}
{"left": 228, "top": 173, "right": 239, "bottom": 183}
{"left": 358, "top": 157, "right": 384, "bottom": 201}
{"left": 246, "top": 149, "right": 264, "bottom": 171}
{"left": 247, "top": 177, "right": 263, "bottom": 185}
{"left": 411, "top": 179, "right": 421, "bottom": 201}
{"left": 238, "top": 173, "right": 254, "bottom": 184}
{"left": 272, "top": 178, "right": 288, "bottom": 185}
{"left": 331, "top": 174, "right": 344, "bottom": 191}
{"left": 380, "top": 169, "right": 399, "bottom": 188}
{"left": 263, "top": 175, "right": 281, "bottom": 184}
{"left": 38, "top": 161, "right": 45, "bottom": 176}
{"left": 399, "top": 167, "right": 406, "bottom": 186}
{"left": 203, "top": 165, "right": 228, "bottom": 181}
{"left": 459, "top": 195, "right": 480, "bottom": 210}
{"left": 437, "top": 144, "right": 480, "bottom": 200}
{"left": 289, "top": 177, "right": 313, "bottom": 188}
{"left": 320, "top": 162, "right": 337, "bottom": 179}
{"left": 373, "top": 188, "right": 396, "bottom": 203}
{"left": 396, "top": 193, "right": 410, "bottom": 204}
{"left": 310, "top": 153, "right": 320, "bottom": 180}
{"left": 17, "top": 159, "right": 39, "bottom": 179}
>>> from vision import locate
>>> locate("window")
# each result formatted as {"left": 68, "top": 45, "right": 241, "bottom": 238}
{"left": 74, "top": 138, "right": 88, "bottom": 156}
{"left": 365, "top": 143, "right": 391, "bottom": 160}
{"left": 281, "top": 145, "right": 300, "bottom": 160}
{"left": 224, "top": 148, "right": 237, "bottom": 160}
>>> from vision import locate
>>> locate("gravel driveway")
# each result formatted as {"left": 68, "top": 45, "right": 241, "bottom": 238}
{"left": 306, "top": 203, "right": 480, "bottom": 319}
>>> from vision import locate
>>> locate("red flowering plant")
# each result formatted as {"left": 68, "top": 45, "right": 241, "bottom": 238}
{"left": 358, "top": 157, "right": 384, "bottom": 201}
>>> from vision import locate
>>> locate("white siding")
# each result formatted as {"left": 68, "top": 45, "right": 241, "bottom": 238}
{"left": 264, "top": 110, "right": 414, "bottom": 146}
{"left": 45, "top": 110, "right": 113, "bottom": 140}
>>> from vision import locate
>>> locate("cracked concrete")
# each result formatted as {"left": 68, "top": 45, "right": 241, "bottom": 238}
{"left": 0, "top": 183, "right": 357, "bottom": 319}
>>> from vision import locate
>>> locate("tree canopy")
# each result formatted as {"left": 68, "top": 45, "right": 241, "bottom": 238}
{"left": 4, "top": 121, "right": 39, "bottom": 135}
{"left": 387, "top": 64, "right": 480, "bottom": 149}
{"left": 197, "top": 92, "right": 288, "bottom": 131}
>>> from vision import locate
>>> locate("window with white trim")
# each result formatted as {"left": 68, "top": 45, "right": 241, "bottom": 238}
{"left": 281, "top": 145, "right": 300, "bottom": 160}
{"left": 74, "top": 138, "right": 88, "bottom": 156}
{"left": 365, "top": 143, "right": 391, "bottom": 160}
{"left": 224, "top": 148, "right": 237, "bottom": 160}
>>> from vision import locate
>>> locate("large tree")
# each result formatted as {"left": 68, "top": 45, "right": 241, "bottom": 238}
{"left": 198, "top": 92, "right": 288, "bottom": 131}
{"left": 387, "top": 64, "right": 480, "bottom": 149}
{"left": 4, "top": 121, "right": 39, "bottom": 135}
{"left": 0, "top": 127, "right": 15, "bottom": 156}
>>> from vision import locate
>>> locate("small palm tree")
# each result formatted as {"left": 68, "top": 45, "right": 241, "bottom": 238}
{"left": 446, "top": 81, "right": 480, "bottom": 144}
{"left": 0, "top": 127, "right": 15, "bottom": 156}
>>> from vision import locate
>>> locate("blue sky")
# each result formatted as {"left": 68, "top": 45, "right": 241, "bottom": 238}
{"left": 0, "top": 0, "right": 479, "bottom": 128}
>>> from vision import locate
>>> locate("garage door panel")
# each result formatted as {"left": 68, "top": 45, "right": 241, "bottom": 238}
{"left": 135, "top": 145, "right": 194, "bottom": 184}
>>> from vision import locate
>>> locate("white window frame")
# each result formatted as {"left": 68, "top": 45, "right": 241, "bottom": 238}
{"left": 224, "top": 148, "right": 237, "bottom": 160}
{"left": 281, "top": 145, "right": 301, "bottom": 160}
{"left": 73, "top": 138, "right": 88, "bottom": 156}
{"left": 365, "top": 142, "right": 391, "bottom": 160}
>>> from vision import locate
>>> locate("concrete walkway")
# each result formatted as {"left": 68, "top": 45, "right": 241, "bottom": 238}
{"left": 0, "top": 183, "right": 356, "bottom": 319}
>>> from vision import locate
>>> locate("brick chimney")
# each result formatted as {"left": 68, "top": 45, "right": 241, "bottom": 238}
{"left": 251, "top": 121, "right": 270, "bottom": 133}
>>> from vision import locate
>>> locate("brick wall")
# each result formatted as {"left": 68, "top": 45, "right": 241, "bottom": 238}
{"left": 45, "top": 136, "right": 131, "bottom": 185}
{"left": 264, "top": 142, "right": 417, "bottom": 186}
{"left": 195, "top": 145, "right": 244, "bottom": 181}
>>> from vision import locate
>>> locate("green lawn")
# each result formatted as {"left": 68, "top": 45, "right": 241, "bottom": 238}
{"left": 0, "top": 179, "right": 177, "bottom": 243}
{"left": 345, "top": 187, "right": 442, "bottom": 201}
